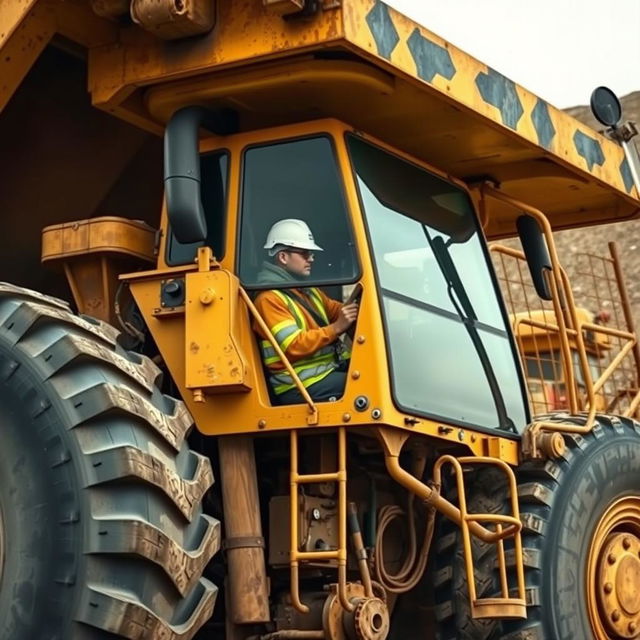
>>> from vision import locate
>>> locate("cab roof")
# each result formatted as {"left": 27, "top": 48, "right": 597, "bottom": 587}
{"left": 84, "top": 0, "right": 639, "bottom": 237}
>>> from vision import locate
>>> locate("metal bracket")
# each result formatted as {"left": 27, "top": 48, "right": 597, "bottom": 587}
{"left": 223, "top": 536, "right": 266, "bottom": 551}
{"left": 283, "top": 0, "right": 322, "bottom": 21}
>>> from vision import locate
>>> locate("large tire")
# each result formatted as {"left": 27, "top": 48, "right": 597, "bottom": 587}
{"left": 435, "top": 414, "right": 640, "bottom": 640}
{"left": 0, "top": 284, "right": 221, "bottom": 639}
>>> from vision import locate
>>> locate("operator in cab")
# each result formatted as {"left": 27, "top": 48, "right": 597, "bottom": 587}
{"left": 253, "top": 219, "right": 358, "bottom": 405}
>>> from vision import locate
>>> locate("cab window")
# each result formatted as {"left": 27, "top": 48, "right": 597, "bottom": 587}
{"left": 238, "top": 136, "right": 358, "bottom": 288}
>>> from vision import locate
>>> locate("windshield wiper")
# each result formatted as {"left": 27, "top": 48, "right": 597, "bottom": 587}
{"left": 428, "top": 231, "right": 516, "bottom": 433}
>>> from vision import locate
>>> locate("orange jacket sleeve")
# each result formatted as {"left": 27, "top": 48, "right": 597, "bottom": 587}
{"left": 254, "top": 291, "right": 338, "bottom": 363}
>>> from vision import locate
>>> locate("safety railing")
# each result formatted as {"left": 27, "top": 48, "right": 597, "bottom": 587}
{"left": 481, "top": 185, "right": 640, "bottom": 456}
{"left": 433, "top": 455, "right": 526, "bottom": 620}
{"left": 239, "top": 287, "right": 319, "bottom": 425}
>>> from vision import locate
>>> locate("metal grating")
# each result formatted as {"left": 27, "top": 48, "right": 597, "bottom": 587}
{"left": 491, "top": 241, "right": 640, "bottom": 418}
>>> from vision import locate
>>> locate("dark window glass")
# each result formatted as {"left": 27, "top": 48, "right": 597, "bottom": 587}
{"left": 525, "top": 352, "right": 563, "bottom": 381}
{"left": 239, "top": 137, "right": 358, "bottom": 288}
{"left": 166, "top": 151, "right": 228, "bottom": 265}
{"left": 349, "top": 135, "right": 527, "bottom": 433}
{"left": 525, "top": 350, "right": 600, "bottom": 388}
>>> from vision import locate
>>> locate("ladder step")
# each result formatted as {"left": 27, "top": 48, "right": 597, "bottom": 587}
{"left": 293, "top": 471, "right": 342, "bottom": 483}
{"left": 296, "top": 550, "right": 340, "bottom": 561}
{"left": 472, "top": 598, "right": 526, "bottom": 620}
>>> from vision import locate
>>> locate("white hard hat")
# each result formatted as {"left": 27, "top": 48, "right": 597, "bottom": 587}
{"left": 264, "top": 219, "right": 324, "bottom": 255}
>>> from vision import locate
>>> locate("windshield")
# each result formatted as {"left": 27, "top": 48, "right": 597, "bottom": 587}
{"left": 348, "top": 135, "right": 528, "bottom": 433}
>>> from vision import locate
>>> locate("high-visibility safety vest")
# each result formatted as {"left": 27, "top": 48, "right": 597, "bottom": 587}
{"left": 259, "top": 288, "right": 349, "bottom": 396}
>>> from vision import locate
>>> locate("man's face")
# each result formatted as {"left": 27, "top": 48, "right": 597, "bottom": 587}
{"left": 279, "top": 249, "right": 315, "bottom": 278}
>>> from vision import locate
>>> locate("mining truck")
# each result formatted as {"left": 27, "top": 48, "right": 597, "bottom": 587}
{"left": 2, "top": 1, "right": 640, "bottom": 639}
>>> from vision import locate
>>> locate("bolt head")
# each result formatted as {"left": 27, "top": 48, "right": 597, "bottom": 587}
{"left": 623, "top": 536, "right": 632, "bottom": 550}
{"left": 612, "top": 610, "right": 621, "bottom": 622}
{"left": 608, "top": 553, "right": 617, "bottom": 565}
{"left": 199, "top": 288, "right": 215, "bottom": 305}
{"left": 604, "top": 582, "right": 613, "bottom": 594}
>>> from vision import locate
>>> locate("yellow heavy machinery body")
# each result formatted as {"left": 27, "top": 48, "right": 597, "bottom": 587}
{"left": 512, "top": 307, "right": 611, "bottom": 414}
{"left": 513, "top": 307, "right": 611, "bottom": 355}
{"left": 2, "top": 0, "right": 637, "bottom": 237}
{"left": 3, "top": 0, "right": 638, "bottom": 455}
{"left": 4, "top": 2, "right": 640, "bottom": 638}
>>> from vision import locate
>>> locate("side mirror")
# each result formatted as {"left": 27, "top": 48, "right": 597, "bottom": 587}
{"left": 590, "top": 86, "right": 622, "bottom": 128}
{"left": 164, "top": 106, "right": 237, "bottom": 244}
{"left": 516, "top": 214, "right": 552, "bottom": 301}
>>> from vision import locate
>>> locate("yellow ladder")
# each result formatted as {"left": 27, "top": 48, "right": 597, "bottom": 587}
{"left": 433, "top": 455, "right": 526, "bottom": 620}
{"left": 289, "top": 428, "right": 353, "bottom": 613}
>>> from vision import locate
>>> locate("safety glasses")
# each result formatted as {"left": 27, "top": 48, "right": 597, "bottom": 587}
{"left": 286, "top": 249, "right": 314, "bottom": 260}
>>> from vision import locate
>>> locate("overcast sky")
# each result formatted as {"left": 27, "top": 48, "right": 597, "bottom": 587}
{"left": 385, "top": 0, "right": 640, "bottom": 109}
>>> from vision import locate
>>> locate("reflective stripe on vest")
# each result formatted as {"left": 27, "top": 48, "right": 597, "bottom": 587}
{"left": 261, "top": 288, "right": 340, "bottom": 395}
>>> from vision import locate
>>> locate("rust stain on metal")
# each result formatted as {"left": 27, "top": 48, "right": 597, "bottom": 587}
{"left": 197, "top": 363, "right": 217, "bottom": 379}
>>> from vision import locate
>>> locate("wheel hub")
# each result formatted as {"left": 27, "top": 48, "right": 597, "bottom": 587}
{"left": 597, "top": 533, "right": 640, "bottom": 638}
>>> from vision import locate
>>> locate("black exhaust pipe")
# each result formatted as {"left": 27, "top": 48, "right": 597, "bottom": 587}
{"left": 164, "top": 106, "right": 237, "bottom": 244}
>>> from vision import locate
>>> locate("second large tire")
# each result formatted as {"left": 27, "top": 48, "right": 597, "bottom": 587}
{"left": 0, "top": 283, "right": 220, "bottom": 639}
{"left": 435, "top": 414, "right": 640, "bottom": 640}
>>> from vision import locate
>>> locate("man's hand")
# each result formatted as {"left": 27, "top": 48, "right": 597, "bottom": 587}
{"left": 332, "top": 303, "right": 358, "bottom": 335}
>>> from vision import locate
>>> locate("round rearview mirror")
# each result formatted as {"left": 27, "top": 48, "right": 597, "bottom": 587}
{"left": 590, "top": 86, "right": 622, "bottom": 127}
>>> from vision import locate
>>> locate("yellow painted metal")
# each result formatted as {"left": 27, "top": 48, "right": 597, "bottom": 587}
{"left": 495, "top": 240, "right": 640, "bottom": 419}
{"left": 42, "top": 216, "right": 156, "bottom": 323}
{"left": 587, "top": 497, "right": 640, "bottom": 639}
{"left": 289, "top": 428, "right": 352, "bottom": 614}
{"left": 1, "top": 1, "right": 636, "bottom": 229}
{"left": 125, "top": 118, "right": 520, "bottom": 464}
{"left": 512, "top": 307, "right": 611, "bottom": 355}
{"left": 0, "top": 0, "right": 42, "bottom": 48}
{"left": 432, "top": 456, "right": 525, "bottom": 620}
{"left": 377, "top": 428, "right": 520, "bottom": 546}
{"left": 143, "top": 58, "right": 395, "bottom": 126}
{"left": 90, "top": 0, "right": 129, "bottom": 19}
{"left": 54, "top": 0, "right": 117, "bottom": 47}
{"left": 483, "top": 437, "right": 520, "bottom": 461}
{"left": 185, "top": 266, "right": 253, "bottom": 394}
{"left": 342, "top": 0, "right": 637, "bottom": 201}
{"left": 80, "top": 0, "right": 638, "bottom": 233}
{"left": 89, "top": 0, "right": 344, "bottom": 111}
{"left": 0, "top": 1, "right": 55, "bottom": 114}
{"left": 0, "top": 0, "right": 116, "bottom": 113}
{"left": 42, "top": 216, "right": 157, "bottom": 262}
